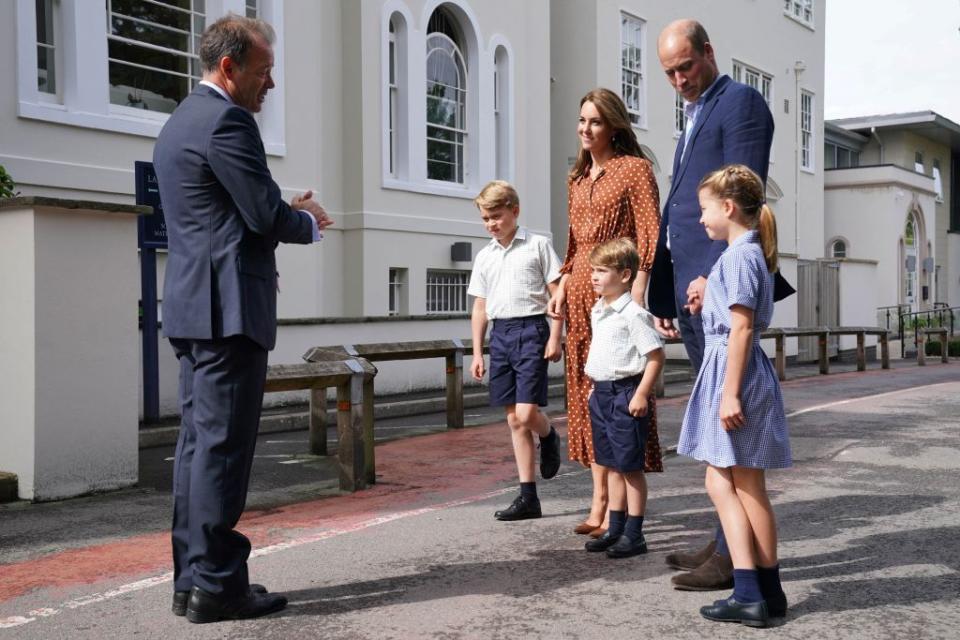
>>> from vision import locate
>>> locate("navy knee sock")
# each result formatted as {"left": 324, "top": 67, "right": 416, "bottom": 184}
{"left": 608, "top": 510, "right": 626, "bottom": 538}
{"left": 714, "top": 523, "right": 730, "bottom": 557}
{"left": 520, "top": 482, "right": 538, "bottom": 501}
{"left": 732, "top": 569, "right": 763, "bottom": 604}
{"left": 757, "top": 564, "right": 784, "bottom": 599}
{"left": 623, "top": 515, "right": 644, "bottom": 540}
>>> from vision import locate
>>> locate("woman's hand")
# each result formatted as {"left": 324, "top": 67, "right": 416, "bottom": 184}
{"left": 547, "top": 287, "right": 566, "bottom": 320}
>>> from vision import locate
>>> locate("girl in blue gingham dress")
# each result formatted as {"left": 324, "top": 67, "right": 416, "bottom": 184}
{"left": 678, "top": 165, "right": 790, "bottom": 628}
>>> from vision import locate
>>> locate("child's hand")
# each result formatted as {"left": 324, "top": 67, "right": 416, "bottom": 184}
{"left": 628, "top": 391, "right": 648, "bottom": 417}
{"left": 719, "top": 393, "right": 745, "bottom": 430}
{"left": 543, "top": 338, "right": 563, "bottom": 362}
{"left": 470, "top": 355, "right": 485, "bottom": 381}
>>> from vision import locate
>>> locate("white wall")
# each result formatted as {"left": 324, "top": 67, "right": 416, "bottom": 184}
{"left": 837, "top": 259, "right": 879, "bottom": 351}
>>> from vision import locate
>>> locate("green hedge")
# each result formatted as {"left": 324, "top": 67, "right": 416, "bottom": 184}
{"left": 925, "top": 338, "right": 960, "bottom": 357}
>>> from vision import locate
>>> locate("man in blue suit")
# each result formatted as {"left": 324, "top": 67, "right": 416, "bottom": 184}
{"left": 649, "top": 19, "right": 781, "bottom": 592}
{"left": 153, "top": 15, "right": 331, "bottom": 623}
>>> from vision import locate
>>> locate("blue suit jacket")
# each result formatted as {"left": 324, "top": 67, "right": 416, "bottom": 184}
{"left": 154, "top": 85, "right": 313, "bottom": 350}
{"left": 648, "top": 75, "right": 775, "bottom": 318}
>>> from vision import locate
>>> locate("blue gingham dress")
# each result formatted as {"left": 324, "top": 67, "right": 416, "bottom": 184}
{"left": 678, "top": 230, "right": 791, "bottom": 469}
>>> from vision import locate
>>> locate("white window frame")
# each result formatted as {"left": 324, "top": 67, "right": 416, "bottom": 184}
{"left": 388, "top": 267, "right": 408, "bottom": 316}
{"left": 492, "top": 43, "right": 513, "bottom": 181}
{"left": 619, "top": 11, "right": 646, "bottom": 129}
{"left": 933, "top": 159, "right": 944, "bottom": 202}
{"left": 35, "top": 0, "right": 61, "bottom": 102}
{"left": 425, "top": 269, "right": 471, "bottom": 315}
{"left": 784, "top": 0, "right": 814, "bottom": 28}
{"left": 800, "top": 90, "right": 814, "bottom": 172}
{"left": 673, "top": 92, "right": 685, "bottom": 139}
{"left": 830, "top": 239, "right": 847, "bottom": 258}
{"left": 733, "top": 59, "right": 774, "bottom": 161}
{"left": 15, "top": 0, "right": 287, "bottom": 156}
{"left": 425, "top": 31, "right": 468, "bottom": 185}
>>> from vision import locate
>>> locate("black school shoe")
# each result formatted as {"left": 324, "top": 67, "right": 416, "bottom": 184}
{"left": 605, "top": 533, "right": 648, "bottom": 558}
{"left": 765, "top": 591, "right": 788, "bottom": 618}
{"left": 584, "top": 530, "right": 620, "bottom": 552}
{"left": 699, "top": 596, "right": 769, "bottom": 628}
{"left": 494, "top": 494, "right": 542, "bottom": 521}
{"left": 185, "top": 586, "right": 287, "bottom": 624}
{"left": 539, "top": 426, "right": 562, "bottom": 479}
{"left": 173, "top": 583, "right": 267, "bottom": 616}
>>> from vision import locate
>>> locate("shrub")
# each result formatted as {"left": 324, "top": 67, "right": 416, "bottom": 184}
{"left": 925, "top": 338, "right": 960, "bottom": 357}
{"left": 0, "top": 165, "right": 18, "bottom": 199}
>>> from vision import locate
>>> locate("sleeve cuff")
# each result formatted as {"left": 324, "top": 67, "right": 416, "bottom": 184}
{"left": 299, "top": 210, "right": 323, "bottom": 243}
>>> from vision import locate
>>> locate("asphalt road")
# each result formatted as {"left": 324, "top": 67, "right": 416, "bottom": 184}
{"left": 1, "top": 362, "right": 958, "bottom": 639}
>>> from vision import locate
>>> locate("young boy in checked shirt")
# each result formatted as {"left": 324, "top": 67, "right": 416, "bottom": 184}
{"left": 582, "top": 238, "right": 665, "bottom": 557}
{"left": 468, "top": 180, "right": 564, "bottom": 521}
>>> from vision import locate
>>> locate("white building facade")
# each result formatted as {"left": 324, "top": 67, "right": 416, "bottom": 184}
{"left": 1, "top": 0, "right": 825, "bottom": 416}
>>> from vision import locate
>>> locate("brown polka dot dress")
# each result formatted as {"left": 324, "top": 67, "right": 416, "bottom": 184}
{"left": 561, "top": 154, "right": 663, "bottom": 471}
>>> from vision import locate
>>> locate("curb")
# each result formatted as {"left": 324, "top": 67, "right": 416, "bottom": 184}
{"left": 0, "top": 471, "right": 19, "bottom": 503}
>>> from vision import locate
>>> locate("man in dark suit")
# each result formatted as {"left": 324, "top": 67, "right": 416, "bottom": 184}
{"left": 649, "top": 19, "right": 779, "bottom": 592}
{"left": 153, "top": 15, "right": 331, "bottom": 623}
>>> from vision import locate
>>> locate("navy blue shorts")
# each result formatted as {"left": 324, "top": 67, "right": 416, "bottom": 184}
{"left": 488, "top": 315, "right": 550, "bottom": 407}
{"left": 588, "top": 375, "right": 650, "bottom": 472}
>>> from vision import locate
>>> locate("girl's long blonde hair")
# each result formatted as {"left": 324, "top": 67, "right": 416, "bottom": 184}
{"left": 698, "top": 164, "right": 779, "bottom": 273}
{"left": 568, "top": 88, "right": 647, "bottom": 182}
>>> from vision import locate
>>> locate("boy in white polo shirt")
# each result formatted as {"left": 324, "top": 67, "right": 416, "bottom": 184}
{"left": 583, "top": 238, "right": 665, "bottom": 557}
{"left": 468, "top": 180, "right": 564, "bottom": 521}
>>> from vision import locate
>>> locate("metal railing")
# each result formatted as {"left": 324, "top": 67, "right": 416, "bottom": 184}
{"left": 896, "top": 306, "right": 959, "bottom": 358}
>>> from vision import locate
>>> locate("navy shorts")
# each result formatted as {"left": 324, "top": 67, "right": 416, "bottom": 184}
{"left": 488, "top": 315, "right": 550, "bottom": 407}
{"left": 588, "top": 375, "right": 650, "bottom": 472}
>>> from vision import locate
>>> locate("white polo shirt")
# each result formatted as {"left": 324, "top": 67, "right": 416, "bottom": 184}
{"left": 585, "top": 292, "right": 664, "bottom": 381}
{"left": 467, "top": 227, "right": 562, "bottom": 319}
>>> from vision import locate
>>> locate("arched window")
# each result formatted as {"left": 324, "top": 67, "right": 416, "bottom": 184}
{"left": 493, "top": 45, "right": 510, "bottom": 180}
{"left": 426, "top": 8, "right": 467, "bottom": 183}
{"left": 383, "top": 10, "right": 409, "bottom": 180}
{"left": 831, "top": 239, "right": 846, "bottom": 258}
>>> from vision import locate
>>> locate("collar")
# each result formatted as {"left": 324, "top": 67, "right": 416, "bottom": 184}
{"left": 729, "top": 229, "right": 759, "bottom": 248}
{"left": 576, "top": 154, "right": 626, "bottom": 184}
{"left": 489, "top": 226, "right": 527, "bottom": 251}
{"left": 200, "top": 80, "right": 233, "bottom": 104}
{"left": 595, "top": 291, "right": 633, "bottom": 315}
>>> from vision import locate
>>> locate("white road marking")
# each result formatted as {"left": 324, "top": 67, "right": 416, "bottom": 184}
{"left": 0, "top": 470, "right": 586, "bottom": 630}
{"left": 785, "top": 381, "right": 957, "bottom": 419}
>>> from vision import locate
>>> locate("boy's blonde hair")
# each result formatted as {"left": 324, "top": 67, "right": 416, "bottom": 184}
{"left": 589, "top": 237, "right": 640, "bottom": 285}
{"left": 474, "top": 180, "right": 520, "bottom": 210}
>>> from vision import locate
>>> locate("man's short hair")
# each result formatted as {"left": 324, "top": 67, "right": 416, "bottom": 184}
{"left": 474, "top": 180, "right": 520, "bottom": 210}
{"left": 589, "top": 238, "right": 640, "bottom": 284}
{"left": 199, "top": 14, "right": 275, "bottom": 72}
{"left": 683, "top": 20, "right": 710, "bottom": 55}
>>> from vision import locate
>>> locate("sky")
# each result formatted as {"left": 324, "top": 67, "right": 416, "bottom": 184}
{"left": 824, "top": 0, "right": 960, "bottom": 124}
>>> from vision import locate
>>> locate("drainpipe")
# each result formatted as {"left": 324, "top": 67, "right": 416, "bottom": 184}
{"left": 871, "top": 126, "right": 884, "bottom": 164}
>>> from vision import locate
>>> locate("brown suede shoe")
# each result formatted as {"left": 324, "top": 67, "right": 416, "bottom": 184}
{"left": 574, "top": 521, "right": 600, "bottom": 535}
{"left": 665, "top": 539, "right": 717, "bottom": 570}
{"left": 670, "top": 553, "right": 734, "bottom": 591}
{"left": 588, "top": 527, "right": 607, "bottom": 539}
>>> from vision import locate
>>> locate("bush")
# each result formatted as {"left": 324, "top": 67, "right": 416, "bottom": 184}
{"left": 925, "top": 338, "right": 960, "bottom": 357}
{"left": 0, "top": 165, "right": 18, "bottom": 199}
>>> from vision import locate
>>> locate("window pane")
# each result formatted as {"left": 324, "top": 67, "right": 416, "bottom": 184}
{"left": 37, "top": 45, "right": 56, "bottom": 94}
{"left": 107, "top": 0, "right": 204, "bottom": 113}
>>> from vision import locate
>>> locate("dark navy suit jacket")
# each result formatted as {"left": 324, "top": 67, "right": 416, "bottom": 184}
{"left": 648, "top": 75, "right": 776, "bottom": 319}
{"left": 154, "top": 85, "right": 313, "bottom": 350}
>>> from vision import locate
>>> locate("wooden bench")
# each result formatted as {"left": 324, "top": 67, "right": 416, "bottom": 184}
{"left": 917, "top": 327, "right": 950, "bottom": 365}
{"left": 264, "top": 359, "right": 375, "bottom": 491}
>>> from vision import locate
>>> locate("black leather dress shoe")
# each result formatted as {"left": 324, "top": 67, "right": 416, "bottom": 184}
{"left": 584, "top": 530, "right": 620, "bottom": 552}
{"left": 494, "top": 495, "right": 542, "bottom": 521}
{"left": 539, "top": 427, "right": 561, "bottom": 479}
{"left": 699, "top": 596, "right": 769, "bottom": 627}
{"left": 185, "top": 586, "right": 287, "bottom": 624}
{"left": 173, "top": 583, "right": 267, "bottom": 616}
{"left": 605, "top": 533, "right": 648, "bottom": 558}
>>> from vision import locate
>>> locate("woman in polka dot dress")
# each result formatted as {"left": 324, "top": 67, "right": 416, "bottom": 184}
{"left": 548, "top": 88, "right": 662, "bottom": 535}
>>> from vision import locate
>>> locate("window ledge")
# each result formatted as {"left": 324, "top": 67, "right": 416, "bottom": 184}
{"left": 18, "top": 100, "right": 287, "bottom": 157}
{"left": 783, "top": 11, "right": 815, "bottom": 31}
{"left": 382, "top": 177, "right": 476, "bottom": 200}
{"left": 800, "top": 166, "right": 816, "bottom": 175}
